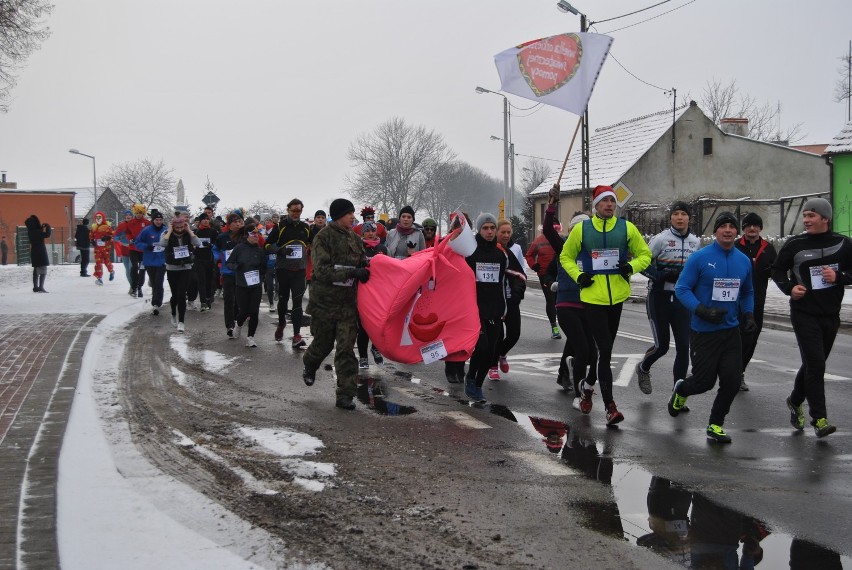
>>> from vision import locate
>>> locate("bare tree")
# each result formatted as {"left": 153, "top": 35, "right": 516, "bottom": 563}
{"left": 345, "top": 117, "right": 456, "bottom": 216}
{"left": 834, "top": 43, "right": 852, "bottom": 122}
{"left": 699, "top": 78, "right": 804, "bottom": 143}
{"left": 101, "top": 158, "right": 177, "bottom": 212}
{"left": 518, "top": 159, "right": 552, "bottom": 246}
{"left": 0, "top": 0, "right": 53, "bottom": 112}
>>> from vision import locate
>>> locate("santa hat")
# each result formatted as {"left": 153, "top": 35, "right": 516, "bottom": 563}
{"left": 592, "top": 185, "right": 617, "bottom": 208}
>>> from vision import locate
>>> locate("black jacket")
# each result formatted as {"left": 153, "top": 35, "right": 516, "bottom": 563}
{"left": 75, "top": 223, "right": 91, "bottom": 248}
{"left": 227, "top": 242, "right": 267, "bottom": 288}
{"left": 736, "top": 236, "right": 777, "bottom": 307}
{"left": 466, "top": 234, "right": 507, "bottom": 322}
{"left": 25, "top": 215, "right": 51, "bottom": 268}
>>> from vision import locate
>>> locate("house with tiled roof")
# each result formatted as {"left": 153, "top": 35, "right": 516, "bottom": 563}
{"left": 824, "top": 121, "right": 852, "bottom": 236}
{"left": 530, "top": 101, "right": 829, "bottom": 238}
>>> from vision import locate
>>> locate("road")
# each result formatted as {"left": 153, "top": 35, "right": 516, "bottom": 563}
{"left": 394, "top": 285, "right": 852, "bottom": 567}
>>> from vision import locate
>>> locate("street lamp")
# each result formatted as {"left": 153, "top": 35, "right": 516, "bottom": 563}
{"left": 556, "top": 1, "right": 591, "bottom": 210}
{"left": 68, "top": 149, "right": 98, "bottom": 213}
{"left": 476, "top": 86, "right": 509, "bottom": 217}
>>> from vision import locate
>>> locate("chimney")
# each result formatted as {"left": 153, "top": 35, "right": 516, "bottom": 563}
{"left": 720, "top": 118, "right": 749, "bottom": 137}
{"left": 1, "top": 171, "right": 6, "bottom": 183}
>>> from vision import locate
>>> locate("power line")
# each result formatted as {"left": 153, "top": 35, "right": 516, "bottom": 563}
{"left": 599, "top": 0, "right": 698, "bottom": 34}
{"left": 605, "top": 49, "right": 669, "bottom": 92}
{"left": 593, "top": 0, "right": 672, "bottom": 25}
{"left": 514, "top": 152, "right": 562, "bottom": 163}
{"left": 509, "top": 101, "right": 542, "bottom": 111}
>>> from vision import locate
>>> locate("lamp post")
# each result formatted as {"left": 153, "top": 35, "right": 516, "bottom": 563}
{"left": 476, "top": 86, "right": 509, "bottom": 217}
{"left": 556, "top": 1, "right": 591, "bottom": 210}
{"left": 68, "top": 149, "right": 97, "bottom": 213}
{"left": 490, "top": 136, "right": 516, "bottom": 218}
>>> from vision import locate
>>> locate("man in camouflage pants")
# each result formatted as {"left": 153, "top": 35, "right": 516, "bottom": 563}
{"left": 302, "top": 198, "right": 370, "bottom": 410}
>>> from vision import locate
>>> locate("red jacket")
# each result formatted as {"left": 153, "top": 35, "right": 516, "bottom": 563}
{"left": 525, "top": 233, "right": 556, "bottom": 277}
{"left": 115, "top": 217, "right": 151, "bottom": 253}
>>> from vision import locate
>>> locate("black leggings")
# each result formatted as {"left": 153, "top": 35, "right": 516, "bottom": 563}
{"left": 540, "top": 281, "right": 558, "bottom": 327}
{"left": 679, "top": 327, "right": 742, "bottom": 426}
{"left": 194, "top": 259, "right": 214, "bottom": 305}
{"left": 235, "top": 286, "right": 263, "bottom": 337}
{"left": 640, "top": 290, "right": 691, "bottom": 384}
{"left": 468, "top": 319, "right": 504, "bottom": 387}
{"left": 356, "top": 317, "right": 376, "bottom": 359}
{"left": 556, "top": 305, "right": 598, "bottom": 393}
{"left": 276, "top": 268, "right": 307, "bottom": 333}
{"left": 582, "top": 303, "right": 623, "bottom": 405}
{"left": 166, "top": 269, "right": 192, "bottom": 322}
{"left": 222, "top": 274, "right": 238, "bottom": 329}
{"left": 129, "top": 250, "right": 146, "bottom": 291}
{"left": 497, "top": 299, "right": 521, "bottom": 359}
{"left": 145, "top": 265, "right": 166, "bottom": 308}
{"left": 790, "top": 311, "right": 839, "bottom": 421}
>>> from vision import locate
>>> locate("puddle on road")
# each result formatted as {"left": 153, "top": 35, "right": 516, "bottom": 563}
{"left": 170, "top": 336, "right": 237, "bottom": 371}
{"left": 356, "top": 378, "right": 416, "bottom": 416}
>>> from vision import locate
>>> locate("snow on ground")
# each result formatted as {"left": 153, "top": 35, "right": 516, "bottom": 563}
{"left": 0, "top": 263, "right": 318, "bottom": 569}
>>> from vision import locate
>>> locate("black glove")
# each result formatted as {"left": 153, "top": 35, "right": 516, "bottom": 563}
{"left": 406, "top": 241, "right": 416, "bottom": 249}
{"left": 741, "top": 312, "right": 757, "bottom": 334}
{"left": 618, "top": 262, "right": 633, "bottom": 279}
{"left": 695, "top": 304, "right": 725, "bottom": 324}
{"left": 577, "top": 273, "right": 594, "bottom": 288}
{"left": 102, "top": 235, "right": 112, "bottom": 242}
{"left": 531, "top": 263, "right": 541, "bottom": 273}
{"left": 662, "top": 269, "right": 680, "bottom": 283}
{"left": 351, "top": 268, "right": 370, "bottom": 283}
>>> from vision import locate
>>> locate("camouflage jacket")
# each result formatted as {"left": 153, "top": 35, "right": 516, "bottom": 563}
{"left": 307, "top": 222, "right": 367, "bottom": 318}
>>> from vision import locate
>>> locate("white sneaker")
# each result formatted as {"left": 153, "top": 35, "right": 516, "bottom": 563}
{"left": 188, "top": 300, "right": 198, "bottom": 311}
{"left": 572, "top": 397, "right": 582, "bottom": 411}
{"left": 177, "top": 322, "right": 185, "bottom": 333}
{"left": 234, "top": 324, "right": 242, "bottom": 339}
{"left": 245, "top": 336, "right": 257, "bottom": 348}
{"left": 171, "top": 314, "right": 178, "bottom": 327}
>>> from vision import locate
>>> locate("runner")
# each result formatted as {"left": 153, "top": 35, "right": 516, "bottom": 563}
{"left": 159, "top": 214, "right": 202, "bottom": 332}
{"left": 489, "top": 219, "right": 526, "bottom": 380}
{"left": 228, "top": 223, "right": 267, "bottom": 348}
{"left": 213, "top": 213, "right": 245, "bottom": 337}
{"left": 134, "top": 210, "right": 167, "bottom": 315}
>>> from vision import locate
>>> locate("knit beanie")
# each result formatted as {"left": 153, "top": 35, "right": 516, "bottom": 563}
{"left": 670, "top": 201, "right": 691, "bottom": 217}
{"left": 329, "top": 198, "right": 355, "bottom": 220}
{"left": 422, "top": 218, "right": 437, "bottom": 228}
{"left": 149, "top": 209, "right": 163, "bottom": 220}
{"left": 314, "top": 210, "right": 326, "bottom": 218}
{"left": 399, "top": 205, "right": 415, "bottom": 220}
{"left": 592, "top": 185, "right": 617, "bottom": 208}
{"left": 803, "top": 198, "right": 833, "bottom": 221}
{"left": 475, "top": 212, "right": 498, "bottom": 232}
{"left": 569, "top": 213, "right": 590, "bottom": 229}
{"left": 741, "top": 212, "right": 763, "bottom": 229}
{"left": 123, "top": 209, "right": 132, "bottom": 216}
{"left": 713, "top": 211, "right": 738, "bottom": 232}
{"left": 361, "top": 221, "right": 378, "bottom": 233}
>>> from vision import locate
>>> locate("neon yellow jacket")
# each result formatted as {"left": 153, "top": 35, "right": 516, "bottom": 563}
{"left": 559, "top": 214, "right": 651, "bottom": 306}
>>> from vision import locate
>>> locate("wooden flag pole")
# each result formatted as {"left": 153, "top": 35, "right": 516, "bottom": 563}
{"left": 557, "top": 116, "right": 584, "bottom": 184}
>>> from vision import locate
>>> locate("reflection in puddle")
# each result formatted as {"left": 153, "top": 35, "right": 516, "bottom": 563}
{"left": 478, "top": 402, "right": 849, "bottom": 569}
{"left": 170, "top": 336, "right": 237, "bottom": 370}
{"left": 356, "top": 378, "right": 416, "bottom": 416}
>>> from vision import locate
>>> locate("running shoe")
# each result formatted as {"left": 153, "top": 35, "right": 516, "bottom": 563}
{"left": 274, "top": 322, "right": 285, "bottom": 342}
{"left": 706, "top": 424, "right": 732, "bottom": 443}
{"left": 292, "top": 334, "right": 307, "bottom": 349}
{"left": 464, "top": 378, "right": 477, "bottom": 400}
{"left": 227, "top": 328, "right": 234, "bottom": 338}
{"left": 636, "top": 363, "right": 652, "bottom": 394}
{"left": 572, "top": 397, "right": 582, "bottom": 411}
{"left": 499, "top": 356, "right": 509, "bottom": 373}
{"left": 335, "top": 395, "right": 356, "bottom": 410}
{"left": 739, "top": 374, "right": 750, "bottom": 391}
{"left": 606, "top": 402, "right": 624, "bottom": 425}
{"left": 171, "top": 314, "right": 178, "bottom": 327}
{"left": 303, "top": 366, "right": 316, "bottom": 386}
{"left": 359, "top": 358, "right": 369, "bottom": 370}
{"left": 488, "top": 367, "right": 500, "bottom": 381}
{"left": 109, "top": 271, "right": 115, "bottom": 281}
{"left": 786, "top": 395, "right": 805, "bottom": 431}
{"left": 152, "top": 307, "right": 159, "bottom": 316}
{"left": 371, "top": 346, "right": 384, "bottom": 365}
{"left": 177, "top": 322, "right": 185, "bottom": 333}
{"left": 579, "top": 381, "right": 594, "bottom": 414}
{"left": 95, "top": 278, "right": 103, "bottom": 286}
{"left": 474, "top": 386, "right": 487, "bottom": 403}
{"left": 812, "top": 418, "right": 836, "bottom": 438}
{"left": 668, "top": 379, "right": 688, "bottom": 417}
{"left": 245, "top": 336, "right": 257, "bottom": 348}
{"left": 234, "top": 324, "right": 242, "bottom": 339}
{"left": 551, "top": 326, "right": 562, "bottom": 340}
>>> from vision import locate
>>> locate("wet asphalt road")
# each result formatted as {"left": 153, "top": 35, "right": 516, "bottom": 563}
{"left": 393, "top": 287, "right": 852, "bottom": 565}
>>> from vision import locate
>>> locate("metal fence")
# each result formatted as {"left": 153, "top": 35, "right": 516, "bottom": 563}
{"left": 14, "top": 226, "right": 78, "bottom": 266}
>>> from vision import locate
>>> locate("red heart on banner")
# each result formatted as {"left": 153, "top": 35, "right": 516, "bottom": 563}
{"left": 517, "top": 33, "right": 583, "bottom": 96}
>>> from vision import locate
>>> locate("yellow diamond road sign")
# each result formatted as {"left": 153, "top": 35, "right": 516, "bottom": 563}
{"left": 613, "top": 181, "right": 633, "bottom": 208}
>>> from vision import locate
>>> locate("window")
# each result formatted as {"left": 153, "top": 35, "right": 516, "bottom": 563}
{"left": 703, "top": 138, "right": 713, "bottom": 156}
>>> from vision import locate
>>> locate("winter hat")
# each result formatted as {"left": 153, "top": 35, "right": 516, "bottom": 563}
{"left": 149, "top": 209, "right": 163, "bottom": 220}
{"left": 803, "top": 198, "right": 833, "bottom": 221}
{"left": 329, "top": 198, "right": 355, "bottom": 220}
{"left": 82, "top": 217, "right": 89, "bottom": 225}
{"left": 123, "top": 209, "right": 132, "bottom": 216}
{"left": 741, "top": 212, "right": 763, "bottom": 229}
{"left": 670, "top": 201, "right": 691, "bottom": 217}
{"left": 314, "top": 209, "right": 326, "bottom": 218}
{"left": 475, "top": 212, "right": 498, "bottom": 232}
{"left": 421, "top": 218, "right": 437, "bottom": 228}
{"left": 399, "top": 205, "right": 415, "bottom": 219}
{"left": 361, "top": 221, "right": 378, "bottom": 233}
{"left": 197, "top": 213, "right": 209, "bottom": 221}
{"left": 569, "top": 213, "right": 590, "bottom": 229}
{"left": 713, "top": 211, "right": 739, "bottom": 232}
{"left": 131, "top": 203, "right": 146, "bottom": 215}
{"left": 226, "top": 213, "right": 242, "bottom": 225}
{"left": 592, "top": 185, "right": 617, "bottom": 208}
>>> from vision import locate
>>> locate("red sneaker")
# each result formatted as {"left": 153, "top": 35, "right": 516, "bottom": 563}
{"left": 274, "top": 323, "right": 285, "bottom": 342}
{"left": 579, "top": 381, "right": 594, "bottom": 414}
{"left": 488, "top": 367, "right": 500, "bottom": 381}
{"left": 498, "top": 356, "right": 509, "bottom": 374}
{"left": 606, "top": 401, "right": 624, "bottom": 425}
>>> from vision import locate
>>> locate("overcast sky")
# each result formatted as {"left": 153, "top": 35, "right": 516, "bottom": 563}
{"left": 2, "top": 0, "right": 850, "bottom": 214}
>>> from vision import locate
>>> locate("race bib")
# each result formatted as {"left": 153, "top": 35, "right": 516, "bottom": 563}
{"left": 712, "top": 278, "right": 740, "bottom": 302}
{"left": 810, "top": 264, "right": 839, "bottom": 290}
{"left": 420, "top": 339, "right": 448, "bottom": 364}
{"left": 475, "top": 262, "right": 499, "bottom": 283}
{"left": 152, "top": 245, "right": 165, "bottom": 253}
{"left": 199, "top": 237, "right": 210, "bottom": 246}
{"left": 244, "top": 270, "right": 260, "bottom": 286}
{"left": 285, "top": 244, "right": 303, "bottom": 259}
{"left": 173, "top": 245, "right": 190, "bottom": 259}
{"left": 591, "top": 249, "right": 619, "bottom": 271}
{"left": 96, "top": 239, "right": 105, "bottom": 247}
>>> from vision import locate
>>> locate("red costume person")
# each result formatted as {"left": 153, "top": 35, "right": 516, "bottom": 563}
{"left": 89, "top": 211, "right": 115, "bottom": 284}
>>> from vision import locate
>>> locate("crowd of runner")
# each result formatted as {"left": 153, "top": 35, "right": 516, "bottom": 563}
{"left": 42, "top": 185, "right": 851, "bottom": 435}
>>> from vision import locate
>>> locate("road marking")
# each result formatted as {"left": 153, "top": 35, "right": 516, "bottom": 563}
{"left": 506, "top": 451, "right": 577, "bottom": 476}
{"left": 442, "top": 411, "right": 491, "bottom": 429}
{"left": 520, "top": 310, "right": 657, "bottom": 344}
{"left": 781, "top": 368, "right": 850, "bottom": 382}
{"left": 614, "top": 355, "right": 642, "bottom": 387}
